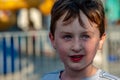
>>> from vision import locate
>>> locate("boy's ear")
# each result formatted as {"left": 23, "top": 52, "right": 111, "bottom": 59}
{"left": 98, "top": 33, "right": 106, "bottom": 50}
{"left": 49, "top": 33, "right": 56, "bottom": 49}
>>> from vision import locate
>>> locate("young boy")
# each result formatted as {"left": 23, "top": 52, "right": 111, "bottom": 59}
{"left": 42, "top": 0, "right": 120, "bottom": 80}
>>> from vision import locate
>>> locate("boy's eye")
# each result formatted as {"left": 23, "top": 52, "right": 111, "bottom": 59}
{"left": 63, "top": 35, "right": 72, "bottom": 40}
{"left": 81, "top": 35, "right": 90, "bottom": 40}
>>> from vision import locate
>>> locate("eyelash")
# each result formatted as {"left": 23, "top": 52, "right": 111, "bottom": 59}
{"left": 63, "top": 35, "right": 72, "bottom": 40}
{"left": 80, "top": 35, "right": 90, "bottom": 40}
{"left": 62, "top": 34, "right": 90, "bottom": 41}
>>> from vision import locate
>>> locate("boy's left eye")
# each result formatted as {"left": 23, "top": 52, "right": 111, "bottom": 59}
{"left": 81, "top": 35, "right": 90, "bottom": 40}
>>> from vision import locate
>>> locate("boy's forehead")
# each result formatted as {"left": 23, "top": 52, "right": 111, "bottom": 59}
{"left": 56, "top": 11, "right": 78, "bottom": 25}
{"left": 56, "top": 10, "right": 97, "bottom": 28}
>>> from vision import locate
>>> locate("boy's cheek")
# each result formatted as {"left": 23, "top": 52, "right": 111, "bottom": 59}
{"left": 57, "top": 45, "right": 68, "bottom": 54}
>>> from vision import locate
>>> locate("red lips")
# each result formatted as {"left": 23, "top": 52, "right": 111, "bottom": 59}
{"left": 70, "top": 55, "right": 84, "bottom": 62}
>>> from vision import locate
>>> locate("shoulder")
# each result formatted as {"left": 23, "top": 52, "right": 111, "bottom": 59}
{"left": 41, "top": 70, "right": 62, "bottom": 80}
{"left": 99, "top": 70, "right": 120, "bottom": 80}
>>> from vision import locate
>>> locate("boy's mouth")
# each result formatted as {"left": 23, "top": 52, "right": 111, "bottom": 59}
{"left": 69, "top": 55, "right": 84, "bottom": 62}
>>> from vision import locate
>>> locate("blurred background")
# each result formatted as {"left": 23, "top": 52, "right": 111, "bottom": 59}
{"left": 0, "top": 0, "right": 120, "bottom": 80}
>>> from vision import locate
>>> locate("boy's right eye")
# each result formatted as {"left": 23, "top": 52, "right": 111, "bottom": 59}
{"left": 63, "top": 35, "right": 72, "bottom": 41}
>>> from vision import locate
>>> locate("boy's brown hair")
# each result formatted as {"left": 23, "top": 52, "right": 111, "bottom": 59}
{"left": 50, "top": 0, "right": 105, "bottom": 37}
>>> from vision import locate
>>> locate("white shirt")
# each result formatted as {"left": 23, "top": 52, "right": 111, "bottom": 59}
{"left": 41, "top": 69, "right": 120, "bottom": 80}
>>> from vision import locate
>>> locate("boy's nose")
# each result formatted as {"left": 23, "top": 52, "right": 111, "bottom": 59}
{"left": 71, "top": 39, "right": 82, "bottom": 53}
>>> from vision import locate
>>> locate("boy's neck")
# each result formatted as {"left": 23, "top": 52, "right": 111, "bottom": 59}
{"left": 61, "top": 65, "right": 98, "bottom": 80}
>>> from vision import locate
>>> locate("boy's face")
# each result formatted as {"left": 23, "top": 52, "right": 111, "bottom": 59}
{"left": 49, "top": 11, "right": 105, "bottom": 71}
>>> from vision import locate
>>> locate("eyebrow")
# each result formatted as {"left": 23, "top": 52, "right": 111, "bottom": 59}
{"left": 60, "top": 31, "right": 94, "bottom": 35}
{"left": 60, "top": 31, "right": 72, "bottom": 34}
{"left": 80, "top": 31, "right": 95, "bottom": 36}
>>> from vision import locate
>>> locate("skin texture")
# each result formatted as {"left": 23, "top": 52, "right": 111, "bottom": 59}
{"left": 49, "top": 11, "right": 106, "bottom": 80}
